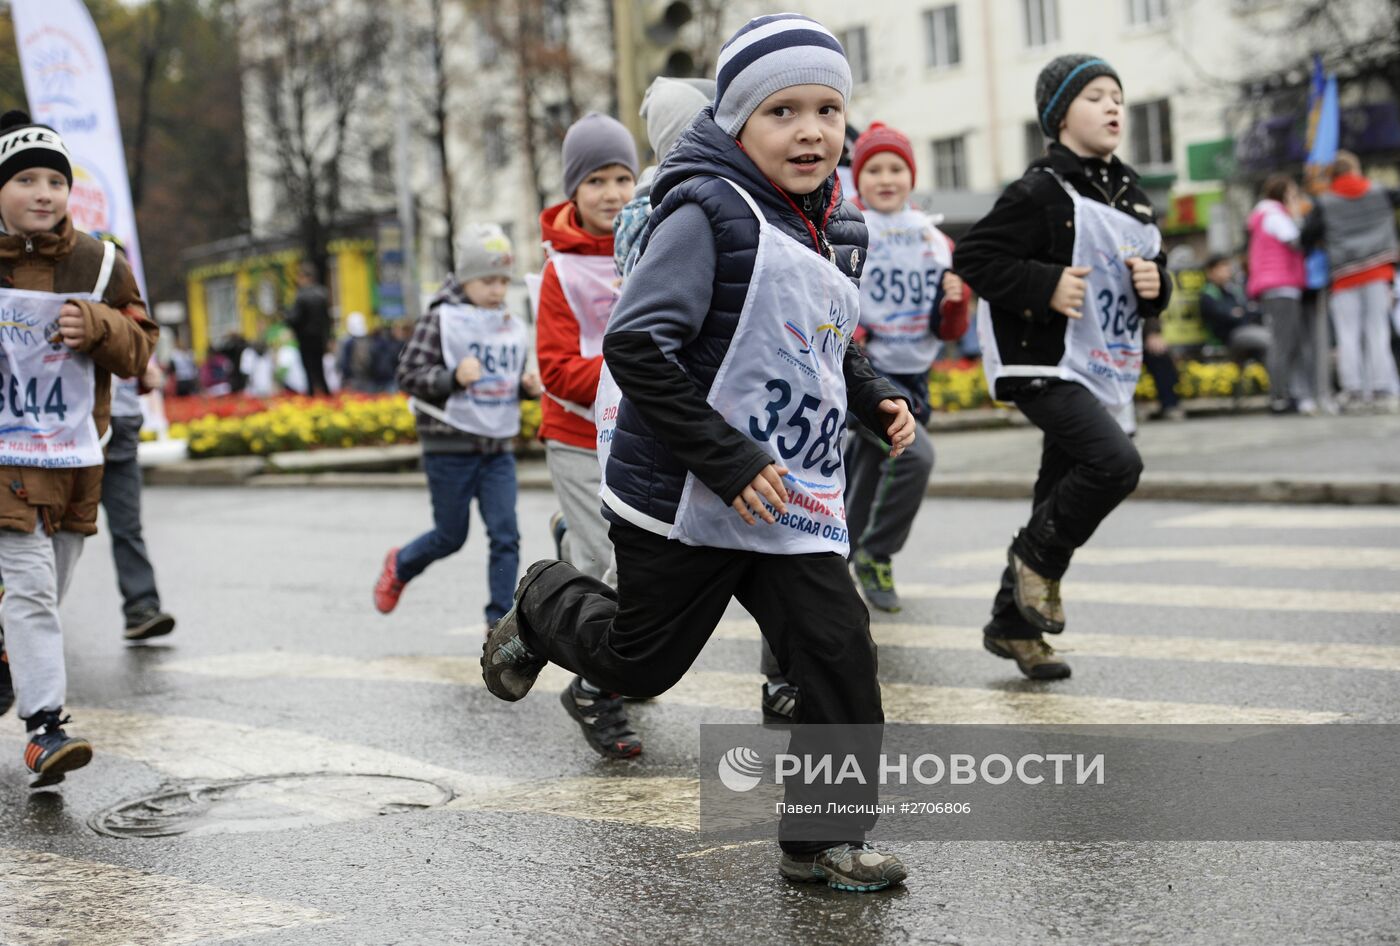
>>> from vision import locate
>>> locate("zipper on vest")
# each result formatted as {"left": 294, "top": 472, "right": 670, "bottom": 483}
{"left": 24, "top": 236, "right": 34, "bottom": 255}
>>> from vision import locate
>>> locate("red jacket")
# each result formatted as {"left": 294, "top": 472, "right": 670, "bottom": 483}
{"left": 536, "top": 201, "right": 615, "bottom": 449}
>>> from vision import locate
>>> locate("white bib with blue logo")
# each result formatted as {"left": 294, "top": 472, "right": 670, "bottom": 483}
{"left": 667, "top": 178, "right": 858, "bottom": 556}
{"left": 423, "top": 303, "right": 528, "bottom": 438}
{"left": 0, "top": 240, "right": 115, "bottom": 468}
{"left": 859, "top": 207, "right": 953, "bottom": 374}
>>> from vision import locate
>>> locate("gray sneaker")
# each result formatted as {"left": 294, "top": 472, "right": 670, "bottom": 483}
{"left": 481, "top": 565, "right": 554, "bottom": 701}
{"left": 853, "top": 551, "right": 901, "bottom": 613}
{"left": 1008, "top": 549, "right": 1065, "bottom": 633}
{"left": 780, "top": 842, "right": 908, "bottom": 892}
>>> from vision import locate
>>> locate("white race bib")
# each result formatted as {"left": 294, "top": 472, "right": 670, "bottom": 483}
{"left": 0, "top": 240, "right": 115, "bottom": 468}
{"left": 859, "top": 207, "right": 953, "bottom": 374}
{"left": 538, "top": 253, "right": 620, "bottom": 420}
{"left": 666, "top": 178, "right": 858, "bottom": 556}
{"left": 413, "top": 303, "right": 527, "bottom": 439}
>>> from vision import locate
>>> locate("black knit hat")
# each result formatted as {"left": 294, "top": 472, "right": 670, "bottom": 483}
{"left": 1035, "top": 55, "right": 1122, "bottom": 138}
{"left": 0, "top": 109, "right": 73, "bottom": 188}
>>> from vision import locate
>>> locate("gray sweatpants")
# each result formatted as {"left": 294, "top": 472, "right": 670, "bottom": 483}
{"left": 1260, "top": 294, "right": 1314, "bottom": 404}
{"left": 0, "top": 524, "right": 84, "bottom": 721}
{"left": 844, "top": 421, "right": 936, "bottom": 561}
{"left": 544, "top": 441, "right": 614, "bottom": 583}
{"left": 1331, "top": 280, "right": 1400, "bottom": 398}
{"left": 102, "top": 416, "right": 162, "bottom": 620}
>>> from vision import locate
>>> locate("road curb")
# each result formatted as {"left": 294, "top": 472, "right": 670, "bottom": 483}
{"left": 235, "top": 466, "right": 1400, "bottom": 504}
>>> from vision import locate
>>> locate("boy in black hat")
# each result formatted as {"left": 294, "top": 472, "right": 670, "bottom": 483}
{"left": 954, "top": 55, "right": 1170, "bottom": 681}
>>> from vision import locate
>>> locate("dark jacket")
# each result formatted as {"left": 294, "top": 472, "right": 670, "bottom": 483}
{"left": 953, "top": 143, "right": 1171, "bottom": 398}
{"left": 288, "top": 283, "right": 332, "bottom": 341}
{"left": 1198, "top": 281, "right": 1257, "bottom": 344}
{"left": 602, "top": 107, "right": 905, "bottom": 529}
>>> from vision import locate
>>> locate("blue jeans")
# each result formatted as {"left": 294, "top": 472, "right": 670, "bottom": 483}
{"left": 396, "top": 452, "right": 520, "bottom": 625}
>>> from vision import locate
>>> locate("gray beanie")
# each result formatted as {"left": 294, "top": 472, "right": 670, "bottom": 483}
{"left": 455, "top": 223, "right": 514, "bottom": 283}
{"left": 713, "top": 13, "right": 852, "bottom": 137}
{"left": 1035, "top": 54, "right": 1122, "bottom": 138}
{"left": 640, "top": 77, "right": 716, "bottom": 161}
{"left": 561, "top": 112, "right": 639, "bottom": 199}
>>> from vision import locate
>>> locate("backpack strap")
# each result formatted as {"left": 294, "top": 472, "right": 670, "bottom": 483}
{"left": 90, "top": 239, "right": 117, "bottom": 302}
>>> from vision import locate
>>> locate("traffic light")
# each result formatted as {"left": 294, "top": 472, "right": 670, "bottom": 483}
{"left": 613, "top": 0, "right": 704, "bottom": 155}
{"left": 636, "top": 2, "right": 699, "bottom": 84}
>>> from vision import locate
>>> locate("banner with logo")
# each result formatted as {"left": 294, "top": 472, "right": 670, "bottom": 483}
{"left": 11, "top": 0, "right": 147, "bottom": 298}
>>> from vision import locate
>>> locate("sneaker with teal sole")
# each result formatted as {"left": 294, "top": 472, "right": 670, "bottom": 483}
{"left": 780, "top": 842, "right": 908, "bottom": 892}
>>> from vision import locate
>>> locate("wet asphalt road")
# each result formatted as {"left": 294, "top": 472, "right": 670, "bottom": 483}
{"left": 1, "top": 487, "right": 1398, "bottom": 946}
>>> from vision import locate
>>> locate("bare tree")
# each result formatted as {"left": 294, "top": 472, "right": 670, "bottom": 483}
{"left": 241, "top": 0, "right": 388, "bottom": 280}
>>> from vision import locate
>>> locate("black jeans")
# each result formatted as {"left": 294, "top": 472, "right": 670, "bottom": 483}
{"left": 517, "top": 521, "right": 885, "bottom": 853}
{"left": 297, "top": 334, "right": 330, "bottom": 395}
{"left": 989, "top": 380, "right": 1143, "bottom": 639}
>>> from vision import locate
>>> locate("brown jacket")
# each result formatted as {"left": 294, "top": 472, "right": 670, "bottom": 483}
{"left": 0, "top": 217, "right": 158, "bottom": 535}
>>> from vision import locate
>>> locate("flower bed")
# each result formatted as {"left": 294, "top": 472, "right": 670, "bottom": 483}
{"left": 169, "top": 394, "right": 542, "bottom": 458}
{"left": 160, "top": 361, "right": 1268, "bottom": 460}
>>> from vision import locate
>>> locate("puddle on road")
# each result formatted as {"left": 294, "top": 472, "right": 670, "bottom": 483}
{"left": 89, "top": 773, "right": 454, "bottom": 838}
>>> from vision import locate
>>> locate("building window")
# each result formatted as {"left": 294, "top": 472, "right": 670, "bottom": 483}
{"left": 931, "top": 135, "right": 967, "bottom": 190}
{"left": 923, "top": 5, "right": 960, "bottom": 69}
{"left": 1130, "top": 98, "right": 1173, "bottom": 168}
{"left": 541, "top": 0, "right": 568, "bottom": 45}
{"left": 1024, "top": 120, "right": 1047, "bottom": 163}
{"left": 838, "top": 27, "right": 871, "bottom": 84}
{"left": 1125, "top": 0, "right": 1169, "bottom": 26}
{"left": 203, "top": 275, "right": 239, "bottom": 343}
{"left": 1021, "top": 0, "right": 1059, "bottom": 47}
{"left": 483, "top": 115, "right": 508, "bottom": 166}
{"left": 370, "top": 144, "right": 392, "bottom": 177}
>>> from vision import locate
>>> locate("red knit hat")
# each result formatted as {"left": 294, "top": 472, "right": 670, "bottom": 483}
{"left": 852, "top": 122, "right": 916, "bottom": 189}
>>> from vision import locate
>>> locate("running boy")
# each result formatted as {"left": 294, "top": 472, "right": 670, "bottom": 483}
{"left": 534, "top": 112, "right": 643, "bottom": 759}
{"left": 0, "top": 109, "right": 158, "bottom": 785}
{"left": 484, "top": 15, "right": 914, "bottom": 891}
{"left": 954, "top": 55, "right": 1169, "bottom": 680}
{"left": 375, "top": 225, "right": 540, "bottom": 631}
{"left": 844, "top": 121, "right": 968, "bottom": 612}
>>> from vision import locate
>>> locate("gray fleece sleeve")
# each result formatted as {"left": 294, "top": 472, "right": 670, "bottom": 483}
{"left": 606, "top": 202, "right": 717, "bottom": 356}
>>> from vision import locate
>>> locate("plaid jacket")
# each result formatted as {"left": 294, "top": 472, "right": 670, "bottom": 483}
{"left": 396, "top": 280, "right": 514, "bottom": 454}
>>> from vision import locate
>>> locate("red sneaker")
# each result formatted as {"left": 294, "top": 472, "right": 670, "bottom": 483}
{"left": 374, "top": 548, "right": 407, "bottom": 613}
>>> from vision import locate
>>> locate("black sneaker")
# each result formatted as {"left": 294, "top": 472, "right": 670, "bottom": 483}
{"left": 24, "top": 712, "right": 92, "bottom": 788}
{"left": 560, "top": 677, "right": 642, "bottom": 759}
{"left": 779, "top": 842, "right": 908, "bottom": 892}
{"left": 480, "top": 562, "right": 552, "bottom": 701}
{"left": 0, "top": 648, "right": 13, "bottom": 718}
{"left": 124, "top": 609, "right": 176, "bottom": 642}
{"left": 853, "top": 551, "right": 901, "bottom": 613}
{"left": 761, "top": 682, "right": 799, "bottom": 723}
{"left": 549, "top": 511, "right": 567, "bottom": 560}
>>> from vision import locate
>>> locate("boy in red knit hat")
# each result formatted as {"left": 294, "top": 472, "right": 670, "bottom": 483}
{"left": 844, "top": 121, "right": 967, "bottom": 611}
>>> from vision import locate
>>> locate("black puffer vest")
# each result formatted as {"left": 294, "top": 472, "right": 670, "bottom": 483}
{"left": 604, "top": 108, "right": 868, "bottom": 527}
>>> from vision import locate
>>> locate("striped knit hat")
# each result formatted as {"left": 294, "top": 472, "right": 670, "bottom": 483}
{"left": 713, "top": 13, "right": 852, "bottom": 137}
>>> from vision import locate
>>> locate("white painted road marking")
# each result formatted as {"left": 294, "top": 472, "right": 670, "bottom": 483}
{"left": 1157, "top": 508, "right": 1400, "bottom": 530}
{"left": 934, "top": 546, "right": 1400, "bottom": 571}
{"left": 0, "top": 847, "right": 333, "bottom": 946}
{"left": 900, "top": 581, "right": 1400, "bottom": 615}
{"left": 157, "top": 652, "right": 1344, "bottom": 725}
{"left": 712, "top": 620, "right": 1400, "bottom": 671}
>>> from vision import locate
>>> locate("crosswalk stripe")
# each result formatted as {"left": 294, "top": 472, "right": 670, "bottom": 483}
{"left": 899, "top": 581, "right": 1400, "bottom": 615}
{"left": 1158, "top": 508, "right": 1400, "bottom": 529}
{"left": 0, "top": 846, "right": 333, "bottom": 946}
{"left": 712, "top": 620, "right": 1400, "bottom": 672}
{"left": 156, "top": 652, "right": 1344, "bottom": 726}
{"left": 23, "top": 705, "right": 698, "bottom": 834}
{"left": 934, "top": 546, "right": 1400, "bottom": 571}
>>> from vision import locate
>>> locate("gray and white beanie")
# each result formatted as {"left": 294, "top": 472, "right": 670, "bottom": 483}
{"left": 712, "top": 13, "right": 852, "bottom": 137}
{"left": 455, "top": 223, "right": 514, "bottom": 283}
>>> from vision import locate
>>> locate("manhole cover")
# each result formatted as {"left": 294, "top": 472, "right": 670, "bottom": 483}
{"left": 89, "top": 773, "right": 454, "bottom": 838}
